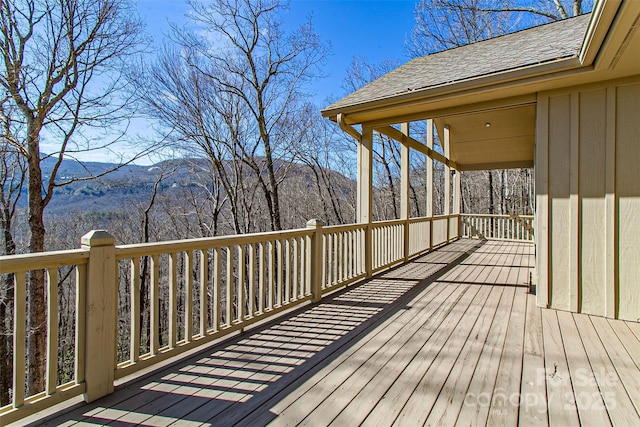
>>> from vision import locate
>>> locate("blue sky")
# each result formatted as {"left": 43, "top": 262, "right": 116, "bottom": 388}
{"left": 51, "top": 1, "right": 415, "bottom": 164}
{"left": 136, "top": 0, "right": 417, "bottom": 104}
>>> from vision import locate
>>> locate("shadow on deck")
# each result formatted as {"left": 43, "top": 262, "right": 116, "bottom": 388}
{"left": 25, "top": 239, "right": 640, "bottom": 426}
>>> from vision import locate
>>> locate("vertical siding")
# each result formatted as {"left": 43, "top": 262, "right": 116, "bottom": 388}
{"left": 548, "top": 94, "right": 572, "bottom": 311}
{"left": 578, "top": 89, "right": 607, "bottom": 315}
{"left": 535, "top": 95, "right": 550, "bottom": 308}
{"left": 537, "top": 76, "right": 640, "bottom": 320}
{"left": 616, "top": 82, "right": 640, "bottom": 321}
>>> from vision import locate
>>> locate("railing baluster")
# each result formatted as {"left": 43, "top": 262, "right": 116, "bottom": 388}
{"left": 238, "top": 244, "right": 245, "bottom": 321}
{"left": 381, "top": 226, "right": 385, "bottom": 266}
{"left": 248, "top": 243, "right": 255, "bottom": 318}
{"left": 46, "top": 267, "right": 59, "bottom": 395}
{"left": 347, "top": 231, "right": 352, "bottom": 279}
{"left": 356, "top": 229, "right": 362, "bottom": 275}
{"left": 389, "top": 225, "right": 393, "bottom": 262}
{"left": 340, "top": 231, "right": 345, "bottom": 283}
{"left": 268, "top": 241, "right": 275, "bottom": 311}
{"left": 306, "top": 234, "right": 313, "bottom": 294}
{"left": 258, "top": 243, "right": 265, "bottom": 314}
{"left": 184, "top": 250, "right": 193, "bottom": 343}
{"left": 383, "top": 226, "right": 388, "bottom": 265}
{"left": 214, "top": 248, "right": 221, "bottom": 331}
{"left": 130, "top": 257, "right": 140, "bottom": 362}
{"left": 199, "top": 249, "right": 208, "bottom": 337}
{"left": 325, "top": 233, "right": 331, "bottom": 286}
{"left": 75, "top": 264, "right": 86, "bottom": 384}
{"left": 284, "top": 239, "right": 291, "bottom": 304}
{"left": 292, "top": 238, "right": 298, "bottom": 301}
{"left": 392, "top": 225, "right": 396, "bottom": 262}
{"left": 373, "top": 228, "right": 378, "bottom": 269}
{"left": 343, "top": 231, "right": 348, "bottom": 280}
{"left": 150, "top": 255, "right": 159, "bottom": 355}
{"left": 277, "top": 240, "right": 283, "bottom": 307}
{"left": 226, "top": 246, "right": 233, "bottom": 326}
{"left": 168, "top": 252, "right": 177, "bottom": 348}
{"left": 322, "top": 234, "right": 327, "bottom": 289}
{"left": 300, "top": 237, "right": 307, "bottom": 296}
{"left": 335, "top": 232, "right": 341, "bottom": 283}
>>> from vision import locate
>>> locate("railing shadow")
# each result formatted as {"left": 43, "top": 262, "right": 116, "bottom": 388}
{"left": 34, "top": 239, "right": 486, "bottom": 427}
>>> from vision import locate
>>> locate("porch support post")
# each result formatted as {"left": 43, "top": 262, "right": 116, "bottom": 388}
{"left": 452, "top": 170, "right": 460, "bottom": 214}
{"left": 426, "top": 119, "right": 434, "bottom": 251}
{"left": 306, "top": 219, "right": 324, "bottom": 303}
{"left": 444, "top": 125, "right": 451, "bottom": 241}
{"left": 453, "top": 167, "right": 461, "bottom": 238}
{"left": 359, "top": 125, "right": 373, "bottom": 277}
{"left": 400, "top": 123, "right": 410, "bottom": 261}
{"left": 81, "top": 230, "right": 117, "bottom": 403}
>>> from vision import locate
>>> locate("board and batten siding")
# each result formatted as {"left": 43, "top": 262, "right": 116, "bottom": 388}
{"left": 536, "top": 76, "right": 640, "bottom": 321}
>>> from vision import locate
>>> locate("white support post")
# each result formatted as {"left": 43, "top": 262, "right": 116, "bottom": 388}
{"left": 426, "top": 119, "right": 434, "bottom": 251}
{"left": 81, "top": 230, "right": 117, "bottom": 403}
{"left": 443, "top": 125, "right": 451, "bottom": 215}
{"left": 453, "top": 167, "right": 461, "bottom": 238}
{"left": 306, "top": 219, "right": 324, "bottom": 303}
{"left": 359, "top": 125, "right": 374, "bottom": 277}
{"left": 426, "top": 119, "right": 434, "bottom": 218}
{"left": 444, "top": 125, "right": 451, "bottom": 241}
{"left": 401, "top": 123, "right": 410, "bottom": 260}
{"left": 358, "top": 125, "right": 373, "bottom": 224}
{"left": 453, "top": 170, "right": 460, "bottom": 214}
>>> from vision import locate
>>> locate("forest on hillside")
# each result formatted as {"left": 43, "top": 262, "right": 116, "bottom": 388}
{"left": 0, "top": 0, "right": 587, "bottom": 406}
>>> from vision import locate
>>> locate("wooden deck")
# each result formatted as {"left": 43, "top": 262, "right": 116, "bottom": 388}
{"left": 28, "top": 239, "right": 640, "bottom": 426}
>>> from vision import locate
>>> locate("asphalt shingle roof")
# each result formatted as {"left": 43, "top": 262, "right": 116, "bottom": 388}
{"left": 325, "top": 13, "right": 591, "bottom": 112}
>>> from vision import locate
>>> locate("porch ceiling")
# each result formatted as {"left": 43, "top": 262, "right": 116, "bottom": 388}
{"left": 434, "top": 104, "right": 535, "bottom": 171}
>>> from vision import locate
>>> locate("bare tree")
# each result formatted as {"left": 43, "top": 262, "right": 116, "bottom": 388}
{"left": 183, "top": 0, "right": 329, "bottom": 231}
{"left": 136, "top": 42, "right": 253, "bottom": 235}
{"left": 297, "top": 108, "right": 357, "bottom": 225}
{"left": 0, "top": 0, "right": 145, "bottom": 395}
{"left": 0, "top": 98, "right": 26, "bottom": 405}
{"left": 407, "top": 0, "right": 591, "bottom": 56}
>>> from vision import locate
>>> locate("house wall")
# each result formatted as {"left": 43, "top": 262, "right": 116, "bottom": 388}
{"left": 536, "top": 75, "right": 640, "bottom": 321}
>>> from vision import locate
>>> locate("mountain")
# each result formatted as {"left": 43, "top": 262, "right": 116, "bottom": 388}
{"left": 35, "top": 158, "right": 204, "bottom": 215}
{"left": 17, "top": 156, "right": 353, "bottom": 216}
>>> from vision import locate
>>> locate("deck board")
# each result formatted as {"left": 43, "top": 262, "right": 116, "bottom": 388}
{"left": 542, "top": 309, "right": 580, "bottom": 426}
{"left": 454, "top": 285, "right": 515, "bottom": 426}
{"left": 591, "top": 316, "right": 640, "bottom": 415}
{"left": 519, "top": 291, "right": 548, "bottom": 426}
{"left": 486, "top": 286, "right": 526, "bottom": 427}
{"left": 556, "top": 311, "right": 611, "bottom": 427}
{"left": 423, "top": 286, "right": 504, "bottom": 426}
{"left": 28, "top": 239, "right": 640, "bottom": 427}
{"left": 380, "top": 285, "right": 486, "bottom": 426}
{"left": 574, "top": 314, "right": 640, "bottom": 425}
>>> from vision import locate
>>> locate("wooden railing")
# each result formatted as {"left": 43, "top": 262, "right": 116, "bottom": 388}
{"left": 460, "top": 214, "right": 534, "bottom": 241}
{"left": 320, "top": 223, "right": 367, "bottom": 292}
{"left": 0, "top": 249, "right": 89, "bottom": 424}
{"left": 0, "top": 215, "right": 461, "bottom": 424}
{"left": 113, "top": 228, "right": 315, "bottom": 380}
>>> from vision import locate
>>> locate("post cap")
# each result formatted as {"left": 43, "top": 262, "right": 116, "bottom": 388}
{"left": 306, "top": 219, "right": 324, "bottom": 228}
{"left": 81, "top": 230, "right": 116, "bottom": 247}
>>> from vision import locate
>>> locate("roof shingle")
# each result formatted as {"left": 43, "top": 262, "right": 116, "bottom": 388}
{"left": 325, "top": 13, "right": 591, "bottom": 112}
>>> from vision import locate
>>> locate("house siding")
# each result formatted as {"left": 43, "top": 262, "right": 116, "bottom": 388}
{"left": 536, "top": 76, "right": 640, "bottom": 321}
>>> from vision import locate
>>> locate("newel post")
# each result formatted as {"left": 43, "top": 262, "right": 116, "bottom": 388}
{"left": 306, "top": 219, "right": 324, "bottom": 303}
{"left": 81, "top": 230, "right": 117, "bottom": 402}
